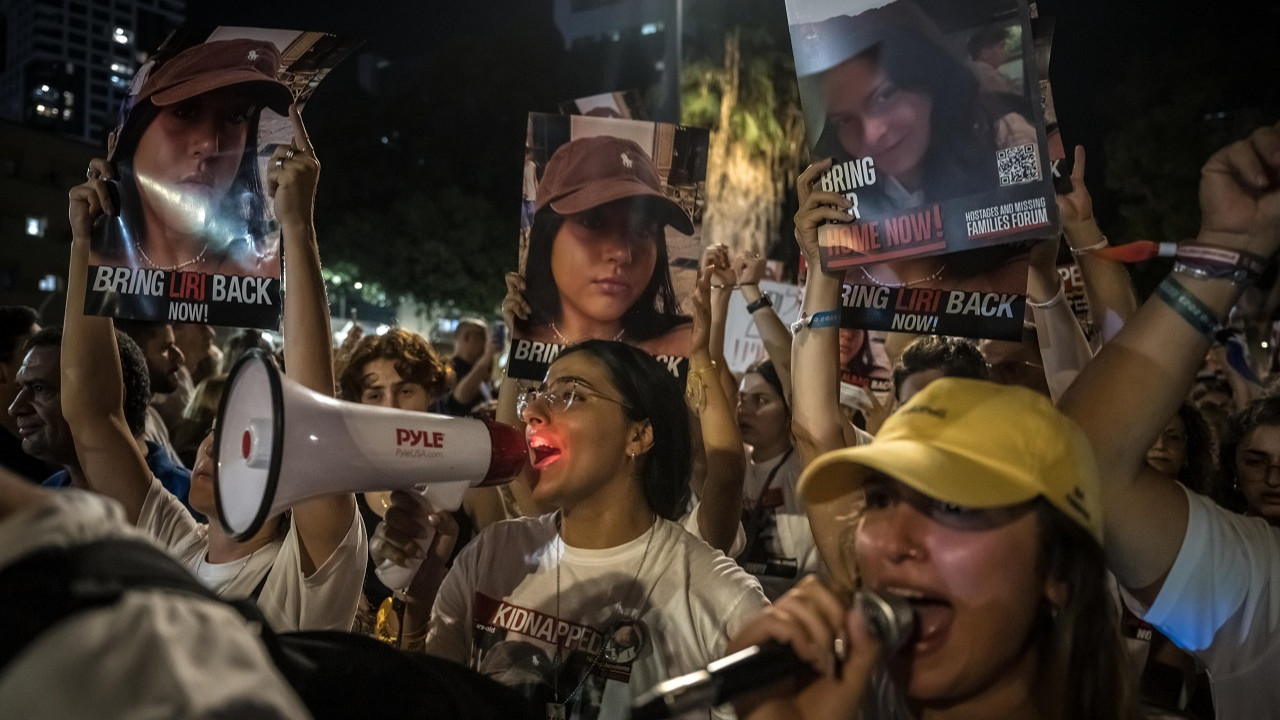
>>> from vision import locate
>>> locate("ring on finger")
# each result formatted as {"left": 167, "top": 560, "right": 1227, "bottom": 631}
{"left": 274, "top": 158, "right": 285, "bottom": 169}
{"left": 284, "top": 147, "right": 298, "bottom": 160}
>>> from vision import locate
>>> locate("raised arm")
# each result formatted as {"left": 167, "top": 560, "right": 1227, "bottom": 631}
{"left": 1025, "top": 237, "right": 1093, "bottom": 401}
{"left": 1059, "top": 123, "right": 1280, "bottom": 601}
{"left": 790, "top": 159, "right": 849, "bottom": 465}
{"left": 734, "top": 252, "right": 794, "bottom": 405}
{"left": 702, "top": 243, "right": 740, "bottom": 407}
{"left": 268, "top": 106, "right": 356, "bottom": 574}
{"left": 688, "top": 269, "right": 745, "bottom": 554}
{"left": 1058, "top": 145, "right": 1138, "bottom": 343}
{"left": 790, "top": 159, "right": 862, "bottom": 591}
{"left": 61, "top": 167, "right": 153, "bottom": 523}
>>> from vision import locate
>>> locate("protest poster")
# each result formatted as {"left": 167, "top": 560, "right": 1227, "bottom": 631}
{"left": 785, "top": 0, "right": 1058, "bottom": 271}
{"left": 833, "top": 242, "right": 1032, "bottom": 340}
{"left": 508, "top": 112, "right": 709, "bottom": 380}
{"left": 1029, "top": 6, "right": 1069, "bottom": 191}
{"left": 84, "top": 26, "right": 359, "bottom": 329}
{"left": 722, "top": 280, "right": 803, "bottom": 374}
{"left": 558, "top": 90, "right": 648, "bottom": 121}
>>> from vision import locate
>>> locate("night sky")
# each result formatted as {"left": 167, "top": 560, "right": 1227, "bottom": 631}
{"left": 186, "top": 0, "right": 1279, "bottom": 228}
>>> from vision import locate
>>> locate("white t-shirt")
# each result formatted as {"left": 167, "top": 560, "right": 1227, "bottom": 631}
{"left": 1123, "top": 486, "right": 1280, "bottom": 720}
{"left": 739, "top": 449, "right": 821, "bottom": 600}
{"left": 426, "top": 513, "right": 770, "bottom": 720}
{"left": 137, "top": 476, "right": 367, "bottom": 632}
{"left": 0, "top": 490, "right": 310, "bottom": 720}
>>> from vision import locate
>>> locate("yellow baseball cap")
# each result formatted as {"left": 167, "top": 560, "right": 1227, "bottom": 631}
{"left": 798, "top": 378, "right": 1103, "bottom": 543}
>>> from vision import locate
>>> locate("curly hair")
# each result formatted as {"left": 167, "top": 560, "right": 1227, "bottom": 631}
{"left": 24, "top": 326, "right": 150, "bottom": 436}
{"left": 337, "top": 329, "right": 450, "bottom": 403}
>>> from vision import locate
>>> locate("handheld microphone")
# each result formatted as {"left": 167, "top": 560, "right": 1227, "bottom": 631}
{"left": 631, "top": 590, "right": 913, "bottom": 720}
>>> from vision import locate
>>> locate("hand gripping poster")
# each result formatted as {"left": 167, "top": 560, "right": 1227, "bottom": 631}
{"left": 508, "top": 112, "right": 709, "bottom": 380}
{"left": 787, "top": 0, "right": 1058, "bottom": 269}
{"left": 786, "top": 0, "right": 1050, "bottom": 340}
{"left": 84, "top": 26, "right": 358, "bottom": 329}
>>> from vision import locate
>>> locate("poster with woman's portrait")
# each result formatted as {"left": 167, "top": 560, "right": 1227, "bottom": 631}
{"left": 508, "top": 112, "right": 709, "bottom": 381}
{"left": 83, "top": 26, "right": 359, "bottom": 329}
{"left": 785, "top": 0, "right": 1058, "bottom": 272}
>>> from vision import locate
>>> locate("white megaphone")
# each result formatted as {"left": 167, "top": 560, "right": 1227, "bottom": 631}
{"left": 213, "top": 349, "right": 528, "bottom": 541}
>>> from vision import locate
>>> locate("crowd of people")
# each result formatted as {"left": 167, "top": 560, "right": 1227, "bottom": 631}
{"left": 0, "top": 26, "right": 1278, "bottom": 720}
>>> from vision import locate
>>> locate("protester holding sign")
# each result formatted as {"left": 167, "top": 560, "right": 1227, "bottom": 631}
{"left": 62, "top": 106, "right": 366, "bottom": 633}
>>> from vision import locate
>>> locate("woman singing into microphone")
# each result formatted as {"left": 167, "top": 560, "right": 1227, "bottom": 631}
{"left": 723, "top": 162, "right": 1134, "bottom": 720}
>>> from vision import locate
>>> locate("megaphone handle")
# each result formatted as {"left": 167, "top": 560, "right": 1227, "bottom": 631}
{"left": 372, "top": 490, "right": 439, "bottom": 592}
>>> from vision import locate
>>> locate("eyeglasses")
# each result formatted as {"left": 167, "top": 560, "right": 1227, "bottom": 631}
{"left": 516, "top": 379, "right": 634, "bottom": 420}
{"left": 1238, "top": 455, "right": 1280, "bottom": 486}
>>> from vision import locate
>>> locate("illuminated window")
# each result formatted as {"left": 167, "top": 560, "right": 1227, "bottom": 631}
{"left": 26, "top": 216, "right": 47, "bottom": 237}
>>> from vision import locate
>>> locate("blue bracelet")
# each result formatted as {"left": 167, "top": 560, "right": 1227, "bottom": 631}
{"left": 790, "top": 310, "right": 840, "bottom": 334}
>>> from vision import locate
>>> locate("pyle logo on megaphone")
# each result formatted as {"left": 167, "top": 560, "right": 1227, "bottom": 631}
{"left": 214, "top": 349, "right": 528, "bottom": 541}
{"left": 396, "top": 428, "right": 445, "bottom": 448}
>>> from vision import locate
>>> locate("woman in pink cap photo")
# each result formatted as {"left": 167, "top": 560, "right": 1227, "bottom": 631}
{"left": 508, "top": 134, "right": 695, "bottom": 358}
{"left": 89, "top": 38, "right": 294, "bottom": 278}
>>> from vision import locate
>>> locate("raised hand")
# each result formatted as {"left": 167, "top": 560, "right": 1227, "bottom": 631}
{"left": 794, "top": 158, "right": 853, "bottom": 271}
{"left": 1197, "top": 121, "right": 1280, "bottom": 257}
{"left": 266, "top": 105, "right": 320, "bottom": 231}
{"left": 1056, "top": 145, "right": 1094, "bottom": 227}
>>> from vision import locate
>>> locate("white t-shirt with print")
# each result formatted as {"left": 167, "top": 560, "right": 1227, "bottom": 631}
{"left": 426, "top": 513, "right": 770, "bottom": 720}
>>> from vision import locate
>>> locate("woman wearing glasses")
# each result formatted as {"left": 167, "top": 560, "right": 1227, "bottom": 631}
{"left": 376, "top": 340, "right": 767, "bottom": 719}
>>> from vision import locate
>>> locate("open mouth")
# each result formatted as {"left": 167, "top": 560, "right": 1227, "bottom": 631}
{"left": 882, "top": 586, "right": 953, "bottom": 654}
{"left": 528, "top": 436, "right": 562, "bottom": 469}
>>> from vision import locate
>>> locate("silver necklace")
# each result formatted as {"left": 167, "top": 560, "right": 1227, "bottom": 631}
{"left": 549, "top": 322, "right": 625, "bottom": 344}
{"left": 859, "top": 262, "right": 947, "bottom": 288}
{"left": 548, "top": 513, "right": 658, "bottom": 720}
{"left": 136, "top": 240, "right": 211, "bottom": 272}
{"left": 205, "top": 544, "right": 265, "bottom": 596}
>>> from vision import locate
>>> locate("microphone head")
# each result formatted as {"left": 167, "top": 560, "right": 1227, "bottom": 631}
{"left": 855, "top": 590, "right": 915, "bottom": 655}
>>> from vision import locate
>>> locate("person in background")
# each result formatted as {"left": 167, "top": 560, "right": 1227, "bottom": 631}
{"left": 116, "top": 320, "right": 189, "bottom": 465}
{"left": 12, "top": 326, "right": 195, "bottom": 517}
{"left": 173, "top": 322, "right": 223, "bottom": 387}
{"left": 890, "top": 334, "right": 988, "bottom": 405}
{"left": 0, "top": 307, "right": 50, "bottom": 482}
{"left": 432, "top": 318, "right": 496, "bottom": 417}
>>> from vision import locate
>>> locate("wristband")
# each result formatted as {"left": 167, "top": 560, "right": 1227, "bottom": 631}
{"left": 1069, "top": 237, "right": 1109, "bottom": 256}
{"left": 1024, "top": 278, "right": 1065, "bottom": 309}
{"left": 1153, "top": 276, "right": 1224, "bottom": 340}
{"left": 1173, "top": 262, "right": 1254, "bottom": 288}
{"left": 745, "top": 295, "right": 773, "bottom": 314}
{"left": 790, "top": 310, "right": 840, "bottom": 335}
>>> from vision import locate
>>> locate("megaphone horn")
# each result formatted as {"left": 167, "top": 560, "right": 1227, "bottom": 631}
{"left": 213, "top": 349, "right": 527, "bottom": 541}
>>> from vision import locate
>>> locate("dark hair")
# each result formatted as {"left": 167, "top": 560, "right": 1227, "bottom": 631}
{"left": 744, "top": 359, "right": 789, "bottom": 415}
{"left": 97, "top": 98, "right": 271, "bottom": 263}
{"left": 813, "top": 21, "right": 1007, "bottom": 202}
{"left": 1215, "top": 396, "right": 1280, "bottom": 513}
{"left": 24, "top": 325, "right": 149, "bottom": 436}
{"left": 0, "top": 306, "right": 40, "bottom": 363}
{"left": 1173, "top": 402, "right": 1218, "bottom": 497}
{"left": 892, "top": 335, "right": 988, "bottom": 401}
{"left": 1033, "top": 502, "right": 1137, "bottom": 720}
{"left": 519, "top": 206, "right": 690, "bottom": 343}
{"left": 862, "top": 500, "right": 1134, "bottom": 719}
{"left": 222, "top": 329, "right": 274, "bottom": 376}
{"left": 114, "top": 319, "right": 169, "bottom": 349}
{"left": 967, "top": 25, "right": 1009, "bottom": 60}
{"left": 338, "top": 329, "right": 451, "bottom": 402}
{"left": 556, "top": 340, "right": 691, "bottom": 520}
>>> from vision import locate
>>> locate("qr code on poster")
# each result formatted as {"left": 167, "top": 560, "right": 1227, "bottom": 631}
{"left": 997, "top": 144, "right": 1041, "bottom": 186}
